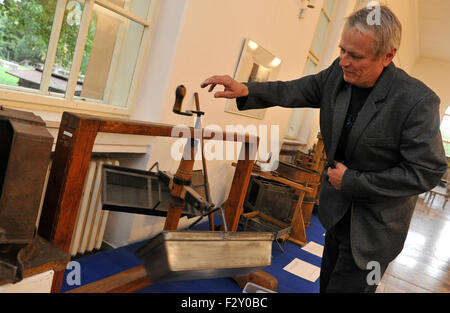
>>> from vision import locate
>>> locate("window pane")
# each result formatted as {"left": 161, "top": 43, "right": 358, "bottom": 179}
{"left": 444, "top": 142, "right": 450, "bottom": 157}
{"left": 50, "top": 0, "right": 85, "bottom": 96}
{"left": 323, "top": 0, "right": 336, "bottom": 16}
{"left": 105, "top": 0, "right": 152, "bottom": 20}
{"left": 105, "top": 0, "right": 127, "bottom": 8}
{"left": 441, "top": 115, "right": 450, "bottom": 142}
{"left": 76, "top": 4, "right": 145, "bottom": 107}
{"left": 0, "top": 0, "right": 57, "bottom": 90}
{"left": 310, "top": 12, "right": 329, "bottom": 57}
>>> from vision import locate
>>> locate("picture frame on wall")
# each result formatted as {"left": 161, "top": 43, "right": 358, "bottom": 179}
{"left": 225, "top": 38, "right": 282, "bottom": 120}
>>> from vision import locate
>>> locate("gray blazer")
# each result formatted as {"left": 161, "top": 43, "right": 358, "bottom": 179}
{"left": 237, "top": 58, "right": 447, "bottom": 269}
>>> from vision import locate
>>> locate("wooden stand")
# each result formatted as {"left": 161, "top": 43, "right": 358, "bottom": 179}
{"left": 38, "top": 112, "right": 259, "bottom": 293}
{"left": 232, "top": 163, "right": 313, "bottom": 246}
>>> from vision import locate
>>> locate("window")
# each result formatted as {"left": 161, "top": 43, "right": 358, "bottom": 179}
{"left": 441, "top": 106, "right": 450, "bottom": 156}
{"left": 285, "top": 0, "right": 336, "bottom": 139}
{"left": 0, "top": 0, "right": 159, "bottom": 114}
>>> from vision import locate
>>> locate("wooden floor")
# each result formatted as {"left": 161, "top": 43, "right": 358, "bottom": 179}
{"left": 376, "top": 193, "right": 450, "bottom": 293}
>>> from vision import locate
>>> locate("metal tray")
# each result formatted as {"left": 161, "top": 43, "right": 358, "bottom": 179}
{"left": 101, "top": 164, "right": 198, "bottom": 218}
{"left": 135, "top": 230, "right": 274, "bottom": 283}
{"left": 239, "top": 211, "right": 292, "bottom": 240}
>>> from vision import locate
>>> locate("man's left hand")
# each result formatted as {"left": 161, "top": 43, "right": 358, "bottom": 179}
{"left": 327, "top": 162, "right": 348, "bottom": 190}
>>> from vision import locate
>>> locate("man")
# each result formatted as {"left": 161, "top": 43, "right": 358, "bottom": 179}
{"left": 201, "top": 6, "right": 447, "bottom": 293}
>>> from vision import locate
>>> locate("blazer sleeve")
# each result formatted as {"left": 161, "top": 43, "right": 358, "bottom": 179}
{"left": 341, "top": 92, "right": 448, "bottom": 198}
{"left": 236, "top": 59, "right": 337, "bottom": 111}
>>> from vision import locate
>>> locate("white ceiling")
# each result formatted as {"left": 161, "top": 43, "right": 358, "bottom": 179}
{"left": 418, "top": 0, "right": 450, "bottom": 62}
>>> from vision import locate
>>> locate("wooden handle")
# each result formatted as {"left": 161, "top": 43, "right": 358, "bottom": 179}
{"left": 173, "top": 85, "right": 186, "bottom": 114}
{"left": 194, "top": 92, "right": 201, "bottom": 111}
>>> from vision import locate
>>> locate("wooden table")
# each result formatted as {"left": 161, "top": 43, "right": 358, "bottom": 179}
{"left": 38, "top": 112, "right": 260, "bottom": 293}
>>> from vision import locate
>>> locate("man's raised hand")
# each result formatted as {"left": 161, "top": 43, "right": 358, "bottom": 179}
{"left": 201, "top": 75, "right": 249, "bottom": 99}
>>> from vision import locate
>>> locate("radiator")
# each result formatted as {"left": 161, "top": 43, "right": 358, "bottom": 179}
{"left": 35, "top": 157, "right": 119, "bottom": 256}
{"left": 69, "top": 157, "right": 119, "bottom": 256}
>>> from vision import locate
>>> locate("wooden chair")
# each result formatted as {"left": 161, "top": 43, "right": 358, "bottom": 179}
{"left": 426, "top": 181, "right": 450, "bottom": 209}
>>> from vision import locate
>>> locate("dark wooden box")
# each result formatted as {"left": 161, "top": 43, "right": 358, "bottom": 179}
{"left": 0, "top": 107, "right": 53, "bottom": 244}
{"left": 244, "top": 175, "right": 294, "bottom": 222}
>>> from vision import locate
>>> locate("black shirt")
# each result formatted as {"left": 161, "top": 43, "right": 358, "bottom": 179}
{"left": 334, "top": 84, "right": 373, "bottom": 163}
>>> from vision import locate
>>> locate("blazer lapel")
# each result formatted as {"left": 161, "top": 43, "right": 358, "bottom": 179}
{"left": 345, "top": 62, "right": 397, "bottom": 161}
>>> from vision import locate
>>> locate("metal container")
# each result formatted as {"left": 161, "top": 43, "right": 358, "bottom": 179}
{"left": 240, "top": 211, "right": 292, "bottom": 241}
{"left": 135, "top": 230, "right": 274, "bottom": 283}
{"left": 0, "top": 107, "right": 53, "bottom": 244}
{"left": 101, "top": 164, "right": 199, "bottom": 218}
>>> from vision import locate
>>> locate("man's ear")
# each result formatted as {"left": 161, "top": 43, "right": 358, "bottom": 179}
{"left": 382, "top": 49, "right": 397, "bottom": 67}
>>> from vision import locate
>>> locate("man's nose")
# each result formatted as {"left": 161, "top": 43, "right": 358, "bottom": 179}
{"left": 339, "top": 54, "right": 350, "bottom": 68}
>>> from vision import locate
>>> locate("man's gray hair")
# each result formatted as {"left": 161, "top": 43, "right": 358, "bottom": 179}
{"left": 345, "top": 5, "right": 402, "bottom": 57}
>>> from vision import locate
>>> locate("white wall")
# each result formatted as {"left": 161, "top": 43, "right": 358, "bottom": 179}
{"left": 411, "top": 57, "right": 450, "bottom": 119}
{"left": 382, "top": 0, "right": 448, "bottom": 117}
{"left": 386, "top": 0, "right": 420, "bottom": 72}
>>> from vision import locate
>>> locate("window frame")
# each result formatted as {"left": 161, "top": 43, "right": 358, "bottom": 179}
{"left": 284, "top": 0, "right": 336, "bottom": 140}
{"left": 0, "top": 0, "right": 161, "bottom": 117}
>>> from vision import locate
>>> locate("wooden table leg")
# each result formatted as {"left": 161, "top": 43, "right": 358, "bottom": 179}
{"left": 288, "top": 190, "right": 307, "bottom": 246}
{"left": 223, "top": 142, "right": 257, "bottom": 231}
{"left": 50, "top": 270, "right": 65, "bottom": 293}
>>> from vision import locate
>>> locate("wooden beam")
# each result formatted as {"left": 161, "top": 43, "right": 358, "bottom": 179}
{"left": 39, "top": 112, "right": 100, "bottom": 250}
{"left": 289, "top": 191, "right": 307, "bottom": 245}
{"left": 66, "top": 265, "right": 150, "bottom": 293}
{"left": 223, "top": 142, "right": 258, "bottom": 231}
{"left": 38, "top": 112, "right": 100, "bottom": 292}
{"left": 66, "top": 112, "right": 258, "bottom": 143}
{"left": 253, "top": 170, "right": 314, "bottom": 194}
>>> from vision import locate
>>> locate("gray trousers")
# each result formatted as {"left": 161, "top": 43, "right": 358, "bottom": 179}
{"left": 319, "top": 209, "right": 388, "bottom": 293}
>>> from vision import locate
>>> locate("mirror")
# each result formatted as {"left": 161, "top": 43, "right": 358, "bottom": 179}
{"left": 225, "top": 38, "right": 282, "bottom": 119}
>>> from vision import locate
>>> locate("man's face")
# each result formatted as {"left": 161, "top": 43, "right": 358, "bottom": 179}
{"left": 338, "top": 26, "right": 394, "bottom": 88}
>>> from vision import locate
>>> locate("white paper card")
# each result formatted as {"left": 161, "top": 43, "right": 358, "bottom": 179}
{"left": 302, "top": 241, "right": 324, "bottom": 258}
{"left": 283, "top": 258, "right": 320, "bottom": 282}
